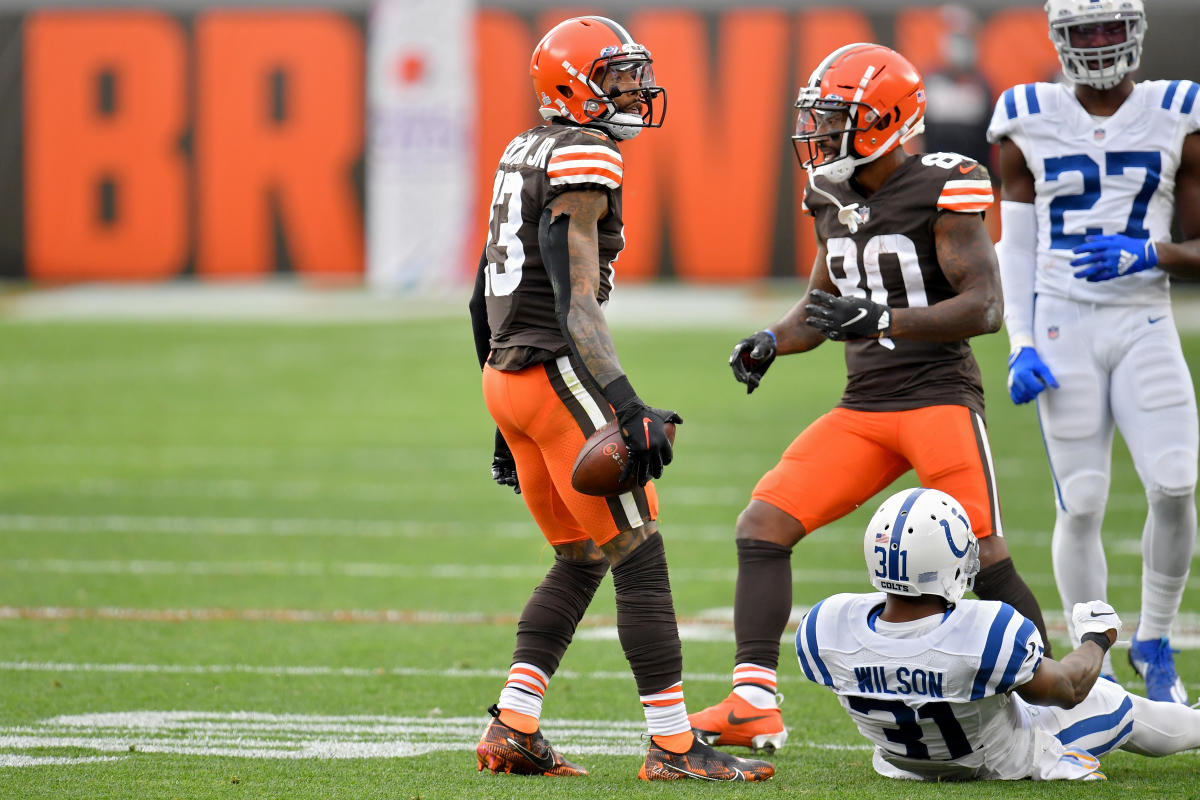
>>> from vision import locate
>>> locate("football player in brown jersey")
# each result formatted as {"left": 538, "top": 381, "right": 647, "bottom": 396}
{"left": 689, "top": 43, "right": 1051, "bottom": 756}
{"left": 467, "top": 16, "right": 773, "bottom": 782}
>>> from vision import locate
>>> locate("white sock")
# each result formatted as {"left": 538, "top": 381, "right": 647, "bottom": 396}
{"left": 497, "top": 662, "right": 547, "bottom": 719}
{"left": 640, "top": 682, "right": 690, "bottom": 736}
{"left": 1137, "top": 568, "right": 1189, "bottom": 641}
{"left": 732, "top": 663, "right": 778, "bottom": 709}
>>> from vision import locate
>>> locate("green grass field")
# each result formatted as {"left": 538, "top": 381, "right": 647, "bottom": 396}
{"left": 1, "top": 296, "right": 1198, "bottom": 799}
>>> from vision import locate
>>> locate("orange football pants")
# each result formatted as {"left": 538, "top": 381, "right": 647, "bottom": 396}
{"left": 482, "top": 357, "right": 658, "bottom": 546}
{"left": 753, "top": 405, "right": 1001, "bottom": 539}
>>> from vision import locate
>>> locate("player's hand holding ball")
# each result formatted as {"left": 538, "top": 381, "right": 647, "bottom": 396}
{"left": 613, "top": 401, "right": 682, "bottom": 486}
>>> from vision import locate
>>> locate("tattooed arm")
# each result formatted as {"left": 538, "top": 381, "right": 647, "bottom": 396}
{"left": 545, "top": 189, "right": 626, "bottom": 387}
{"left": 886, "top": 211, "right": 1003, "bottom": 341}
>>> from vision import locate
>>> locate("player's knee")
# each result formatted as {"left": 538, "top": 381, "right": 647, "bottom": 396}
{"left": 1060, "top": 470, "right": 1109, "bottom": 516}
{"left": 1146, "top": 448, "right": 1197, "bottom": 497}
{"left": 736, "top": 501, "right": 805, "bottom": 547}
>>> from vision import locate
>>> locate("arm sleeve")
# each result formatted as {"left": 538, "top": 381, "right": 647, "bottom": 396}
{"left": 467, "top": 249, "right": 491, "bottom": 370}
{"left": 997, "top": 200, "right": 1038, "bottom": 351}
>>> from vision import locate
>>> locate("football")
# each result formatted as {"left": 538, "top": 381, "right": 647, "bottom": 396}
{"left": 570, "top": 418, "right": 676, "bottom": 496}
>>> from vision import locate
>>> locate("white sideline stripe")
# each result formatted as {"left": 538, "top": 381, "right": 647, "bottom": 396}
{"left": 1, "top": 557, "right": 1190, "bottom": 589}
{"left": 0, "top": 754, "right": 123, "bottom": 767}
{"left": 0, "top": 514, "right": 534, "bottom": 540}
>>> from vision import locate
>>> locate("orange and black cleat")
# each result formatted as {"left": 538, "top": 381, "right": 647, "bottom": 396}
{"left": 688, "top": 691, "right": 788, "bottom": 753}
{"left": 475, "top": 705, "right": 588, "bottom": 777}
{"left": 638, "top": 733, "right": 774, "bottom": 781}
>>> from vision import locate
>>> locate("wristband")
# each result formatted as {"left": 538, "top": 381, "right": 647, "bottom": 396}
{"left": 602, "top": 375, "right": 640, "bottom": 410}
{"left": 761, "top": 329, "right": 777, "bottom": 345}
{"left": 1081, "top": 632, "right": 1112, "bottom": 653}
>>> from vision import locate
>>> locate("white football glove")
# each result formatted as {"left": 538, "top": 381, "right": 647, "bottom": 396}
{"left": 1072, "top": 600, "right": 1122, "bottom": 641}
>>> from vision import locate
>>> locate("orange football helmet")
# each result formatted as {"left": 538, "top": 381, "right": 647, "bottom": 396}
{"left": 793, "top": 43, "right": 926, "bottom": 183}
{"left": 530, "top": 16, "right": 666, "bottom": 140}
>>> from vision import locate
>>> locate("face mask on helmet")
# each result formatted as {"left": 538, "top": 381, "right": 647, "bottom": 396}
{"left": 1045, "top": 0, "right": 1146, "bottom": 90}
{"left": 531, "top": 17, "right": 668, "bottom": 141}
{"left": 792, "top": 43, "right": 926, "bottom": 185}
{"left": 862, "top": 488, "right": 980, "bottom": 604}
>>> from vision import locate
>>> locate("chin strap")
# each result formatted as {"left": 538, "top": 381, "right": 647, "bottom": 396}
{"left": 805, "top": 167, "right": 862, "bottom": 233}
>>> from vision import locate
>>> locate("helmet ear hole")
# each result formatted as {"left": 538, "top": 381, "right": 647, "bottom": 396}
{"left": 557, "top": 85, "right": 574, "bottom": 99}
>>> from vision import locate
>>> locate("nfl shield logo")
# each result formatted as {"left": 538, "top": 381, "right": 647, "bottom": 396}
{"left": 1048, "top": 326, "right": 1059, "bottom": 340}
{"left": 1094, "top": 128, "right": 1106, "bottom": 141}
{"left": 855, "top": 207, "right": 871, "bottom": 226}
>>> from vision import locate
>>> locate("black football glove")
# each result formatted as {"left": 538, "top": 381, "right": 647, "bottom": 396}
{"left": 804, "top": 289, "right": 891, "bottom": 341}
{"left": 729, "top": 330, "right": 777, "bottom": 394}
{"left": 490, "top": 428, "right": 520, "bottom": 494}
{"left": 613, "top": 401, "right": 683, "bottom": 487}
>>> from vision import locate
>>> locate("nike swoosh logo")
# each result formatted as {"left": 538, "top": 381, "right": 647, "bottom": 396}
{"left": 842, "top": 308, "right": 868, "bottom": 328}
{"left": 1148, "top": 316, "right": 1166, "bottom": 324}
{"left": 642, "top": 417, "right": 652, "bottom": 447}
{"left": 505, "top": 736, "right": 555, "bottom": 772}
{"left": 958, "top": 163, "right": 975, "bottom": 173}
{"left": 663, "top": 762, "right": 743, "bottom": 782}
{"left": 727, "top": 710, "right": 772, "bottom": 725}
{"left": 1090, "top": 610, "right": 1112, "bottom": 618}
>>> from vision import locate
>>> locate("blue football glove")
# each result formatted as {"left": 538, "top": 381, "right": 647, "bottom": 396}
{"left": 1007, "top": 347, "right": 1058, "bottom": 405}
{"left": 1071, "top": 234, "right": 1158, "bottom": 282}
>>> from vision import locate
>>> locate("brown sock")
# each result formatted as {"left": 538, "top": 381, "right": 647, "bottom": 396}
{"left": 652, "top": 731, "right": 695, "bottom": 753}
{"left": 498, "top": 709, "right": 539, "bottom": 734}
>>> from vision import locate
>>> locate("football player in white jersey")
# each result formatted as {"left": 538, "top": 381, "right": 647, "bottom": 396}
{"left": 987, "top": 0, "right": 1200, "bottom": 703}
{"left": 795, "top": 487, "right": 1200, "bottom": 781}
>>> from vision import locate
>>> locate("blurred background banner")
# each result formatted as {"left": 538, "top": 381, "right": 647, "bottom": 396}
{"left": 367, "top": 0, "right": 475, "bottom": 293}
{"left": 0, "top": 1, "right": 1194, "bottom": 288}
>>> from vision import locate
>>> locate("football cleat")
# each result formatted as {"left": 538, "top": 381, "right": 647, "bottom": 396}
{"left": 638, "top": 733, "right": 774, "bottom": 782}
{"left": 475, "top": 705, "right": 588, "bottom": 777}
{"left": 1128, "top": 636, "right": 1188, "bottom": 704}
{"left": 687, "top": 692, "right": 788, "bottom": 753}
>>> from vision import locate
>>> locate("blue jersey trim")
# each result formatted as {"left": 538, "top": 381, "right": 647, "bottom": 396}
{"left": 995, "top": 616, "right": 1037, "bottom": 694}
{"left": 971, "top": 604, "right": 1015, "bottom": 700}
{"left": 1163, "top": 79, "right": 1181, "bottom": 110}
{"left": 1024, "top": 84, "right": 1040, "bottom": 115}
{"left": 796, "top": 618, "right": 816, "bottom": 686}
{"left": 1182, "top": 82, "right": 1198, "bottom": 115}
{"left": 803, "top": 599, "right": 834, "bottom": 686}
{"left": 1003, "top": 87, "right": 1017, "bottom": 120}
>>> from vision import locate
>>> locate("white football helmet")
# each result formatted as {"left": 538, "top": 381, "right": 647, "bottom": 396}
{"left": 1045, "top": 0, "right": 1145, "bottom": 90}
{"left": 863, "top": 488, "right": 980, "bottom": 604}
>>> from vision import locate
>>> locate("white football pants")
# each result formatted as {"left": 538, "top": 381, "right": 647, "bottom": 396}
{"left": 1033, "top": 296, "right": 1198, "bottom": 641}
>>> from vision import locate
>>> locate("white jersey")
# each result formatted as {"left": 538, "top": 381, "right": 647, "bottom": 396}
{"left": 795, "top": 593, "right": 1100, "bottom": 781}
{"left": 987, "top": 80, "right": 1200, "bottom": 306}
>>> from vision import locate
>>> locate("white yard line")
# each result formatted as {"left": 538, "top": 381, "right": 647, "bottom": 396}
{"left": 0, "top": 709, "right": 872, "bottom": 768}
{"left": 1, "top": 555, "right": 1187, "bottom": 589}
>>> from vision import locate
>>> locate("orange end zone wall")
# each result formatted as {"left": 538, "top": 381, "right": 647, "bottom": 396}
{"left": 0, "top": 6, "right": 1075, "bottom": 282}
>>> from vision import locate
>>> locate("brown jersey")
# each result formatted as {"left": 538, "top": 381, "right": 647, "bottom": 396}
{"left": 482, "top": 123, "right": 625, "bottom": 371}
{"left": 803, "top": 154, "right": 995, "bottom": 417}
